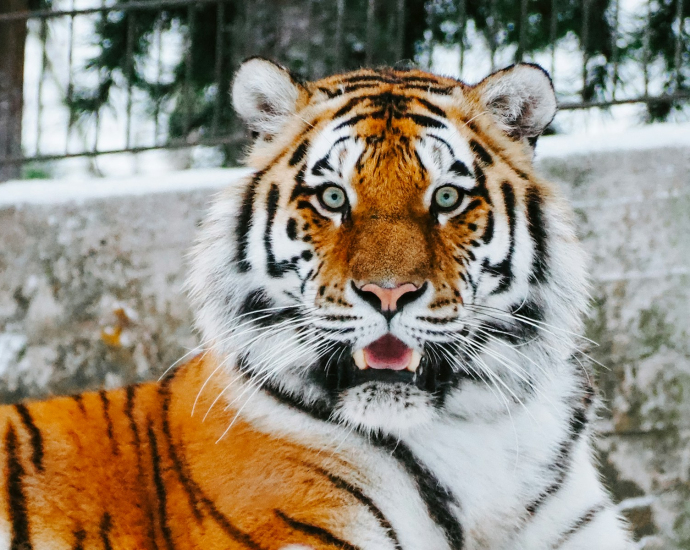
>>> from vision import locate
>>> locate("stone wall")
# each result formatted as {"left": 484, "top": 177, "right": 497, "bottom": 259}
{"left": 0, "top": 141, "right": 688, "bottom": 548}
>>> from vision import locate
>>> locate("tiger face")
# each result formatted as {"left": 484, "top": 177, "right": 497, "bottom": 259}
{"left": 189, "top": 59, "right": 588, "bottom": 435}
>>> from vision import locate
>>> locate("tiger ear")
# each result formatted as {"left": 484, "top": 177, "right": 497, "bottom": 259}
{"left": 232, "top": 57, "right": 306, "bottom": 138}
{"left": 474, "top": 63, "right": 556, "bottom": 143}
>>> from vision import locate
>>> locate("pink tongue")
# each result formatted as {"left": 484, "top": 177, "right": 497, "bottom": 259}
{"left": 363, "top": 334, "right": 412, "bottom": 371}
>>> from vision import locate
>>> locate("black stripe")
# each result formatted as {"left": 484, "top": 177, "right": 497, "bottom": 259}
{"left": 482, "top": 211, "right": 494, "bottom": 244}
{"left": 235, "top": 169, "right": 267, "bottom": 272}
{"left": 552, "top": 504, "right": 606, "bottom": 548}
{"left": 526, "top": 405, "right": 589, "bottom": 515}
{"left": 405, "top": 113, "right": 446, "bottom": 129}
{"left": 100, "top": 513, "right": 113, "bottom": 550}
{"left": 403, "top": 84, "right": 453, "bottom": 95}
{"left": 308, "top": 464, "right": 402, "bottom": 550}
{"left": 72, "top": 394, "right": 86, "bottom": 414}
{"left": 286, "top": 218, "right": 298, "bottom": 240}
{"left": 289, "top": 139, "right": 310, "bottom": 166}
{"left": 525, "top": 187, "right": 549, "bottom": 284}
{"left": 99, "top": 390, "right": 118, "bottom": 456}
{"left": 72, "top": 529, "right": 86, "bottom": 550}
{"left": 373, "top": 437, "right": 464, "bottom": 549}
{"left": 289, "top": 165, "right": 307, "bottom": 202}
{"left": 148, "top": 421, "right": 175, "bottom": 550}
{"left": 14, "top": 404, "right": 43, "bottom": 472}
{"left": 484, "top": 182, "right": 516, "bottom": 294}
{"left": 124, "top": 385, "right": 140, "bottom": 451}
{"left": 450, "top": 160, "right": 471, "bottom": 177}
{"left": 264, "top": 184, "right": 291, "bottom": 277}
{"left": 334, "top": 113, "right": 370, "bottom": 130}
{"left": 414, "top": 97, "right": 446, "bottom": 117}
{"left": 6, "top": 424, "right": 32, "bottom": 550}
{"left": 334, "top": 96, "right": 368, "bottom": 118}
{"left": 469, "top": 139, "right": 493, "bottom": 165}
{"left": 158, "top": 375, "right": 266, "bottom": 549}
{"left": 256, "top": 376, "right": 335, "bottom": 423}
{"left": 158, "top": 378, "right": 203, "bottom": 522}
{"left": 275, "top": 510, "right": 361, "bottom": 550}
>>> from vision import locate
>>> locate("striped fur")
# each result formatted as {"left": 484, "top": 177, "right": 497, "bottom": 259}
{"left": 0, "top": 61, "right": 633, "bottom": 549}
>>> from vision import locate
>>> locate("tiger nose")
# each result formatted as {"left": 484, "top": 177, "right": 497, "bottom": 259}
{"left": 354, "top": 282, "right": 424, "bottom": 318}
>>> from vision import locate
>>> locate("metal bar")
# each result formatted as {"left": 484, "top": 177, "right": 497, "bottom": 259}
{"left": 335, "top": 0, "right": 345, "bottom": 68}
{"left": 125, "top": 12, "right": 135, "bottom": 149}
{"left": 212, "top": 0, "right": 224, "bottom": 137}
{"left": 35, "top": 17, "right": 48, "bottom": 156}
{"left": 366, "top": 0, "right": 376, "bottom": 66}
{"left": 643, "top": 0, "right": 651, "bottom": 96}
{"left": 550, "top": 0, "right": 558, "bottom": 78}
{"left": 611, "top": 0, "right": 619, "bottom": 99}
{"left": 395, "top": 0, "right": 405, "bottom": 61}
{"left": 0, "top": 0, "right": 231, "bottom": 23}
{"left": 65, "top": 2, "right": 75, "bottom": 155}
{"left": 489, "top": 0, "right": 497, "bottom": 71}
{"left": 183, "top": 3, "right": 195, "bottom": 138}
{"left": 0, "top": 135, "right": 247, "bottom": 166}
{"left": 459, "top": 0, "right": 466, "bottom": 75}
{"left": 581, "top": 0, "right": 590, "bottom": 101}
{"left": 674, "top": 0, "right": 685, "bottom": 87}
{"left": 516, "top": 0, "right": 529, "bottom": 62}
{"left": 153, "top": 15, "right": 163, "bottom": 145}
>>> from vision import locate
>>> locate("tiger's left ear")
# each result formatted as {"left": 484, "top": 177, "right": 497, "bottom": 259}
{"left": 232, "top": 57, "right": 308, "bottom": 138}
{"left": 474, "top": 63, "right": 556, "bottom": 144}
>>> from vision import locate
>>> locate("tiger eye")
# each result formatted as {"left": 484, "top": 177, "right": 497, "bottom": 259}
{"left": 320, "top": 185, "right": 347, "bottom": 211}
{"left": 433, "top": 185, "right": 462, "bottom": 211}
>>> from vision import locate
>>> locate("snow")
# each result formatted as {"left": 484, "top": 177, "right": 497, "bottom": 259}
{"left": 0, "top": 167, "right": 252, "bottom": 206}
{"left": 536, "top": 122, "right": 690, "bottom": 158}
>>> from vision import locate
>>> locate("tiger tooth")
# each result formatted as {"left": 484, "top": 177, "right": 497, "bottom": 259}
{"left": 407, "top": 350, "right": 422, "bottom": 372}
{"left": 353, "top": 349, "right": 368, "bottom": 370}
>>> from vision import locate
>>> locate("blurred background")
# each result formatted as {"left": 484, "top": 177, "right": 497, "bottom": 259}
{"left": 0, "top": 0, "right": 689, "bottom": 547}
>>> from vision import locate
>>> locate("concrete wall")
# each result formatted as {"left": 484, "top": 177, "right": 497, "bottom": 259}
{"left": 0, "top": 136, "right": 688, "bottom": 548}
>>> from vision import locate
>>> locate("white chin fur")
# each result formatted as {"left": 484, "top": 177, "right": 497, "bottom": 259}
{"left": 334, "top": 383, "right": 437, "bottom": 433}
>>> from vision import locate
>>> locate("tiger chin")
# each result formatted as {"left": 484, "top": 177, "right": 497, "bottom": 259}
{"left": 0, "top": 59, "right": 634, "bottom": 550}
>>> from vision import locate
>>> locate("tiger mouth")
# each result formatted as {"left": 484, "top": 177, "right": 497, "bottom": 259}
{"left": 320, "top": 335, "right": 458, "bottom": 395}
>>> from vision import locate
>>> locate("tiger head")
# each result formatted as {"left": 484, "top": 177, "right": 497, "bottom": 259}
{"left": 189, "top": 58, "right": 588, "bottom": 435}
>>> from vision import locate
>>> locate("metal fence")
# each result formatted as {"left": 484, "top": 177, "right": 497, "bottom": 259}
{"left": 0, "top": 0, "right": 688, "bottom": 180}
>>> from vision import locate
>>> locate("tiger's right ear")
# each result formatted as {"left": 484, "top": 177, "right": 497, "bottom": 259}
{"left": 232, "top": 58, "right": 306, "bottom": 138}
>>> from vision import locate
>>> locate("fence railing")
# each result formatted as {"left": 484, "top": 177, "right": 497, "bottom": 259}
{"left": 0, "top": 0, "right": 688, "bottom": 180}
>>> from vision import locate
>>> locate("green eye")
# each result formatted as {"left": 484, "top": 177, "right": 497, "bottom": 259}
{"left": 434, "top": 185, "right": 462, "bottom": 211}
{"left": 320, "top": 185, "right": 347, "bottom": 211}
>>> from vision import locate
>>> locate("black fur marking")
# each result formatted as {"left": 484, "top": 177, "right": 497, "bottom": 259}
{"left": 14, "top": 404, "right": 43, "bottom": 472}
{"left": 469, "top": 139, "right": 493, "bottom": 166}
{"left": 286, "top": 218, "right": 298, "bottom": 240}
{"left": 552, "top": 504, "right": 606, "bottom": 549}
{"left": 526, "top": 403, "right": 589, "bottom": 515}
{"left": 100, "top": 513, "right": 114, "bottom": 550}
{"left": 265, "top": 184, "right": 292, "bottom": 277}
{"left": 72, "top": 394, "right": 86, "bottom": 414}
{"left": 404, "top": 84, "right": 453, "bottom": 95}
{"left": 311, "top": 155, "right": 332, "bottom": 176}
{"left": 238, "top": 289, "right": 296, "bottom": 327}
{"left": 6, "top": 424, "right": 32, "bottom": 550}
{"left": 99, "top": 390, "right": 119, "bottom": 456}
{"left": 484, "top": 182, "right": 516, "bottom": 294}
{"left": 148, "top": 421, "right": 176, "bottom": 550}
{"left": 124, "top": 386, "right": 141, "bottom": 449}
{"left": 72, "top": 529, "right": 86, "bottom": 550}
{"left": 450, "top": 160, "right": 472, "bottom": 177}
{"left": 289, "top": 139, "right": 310, "bottom": 166}
{"left": 482, "top": 211, "right": 494, "bottom": 244}
{"left": 525, "top": 187, "right": 549, "bottom": 283}
{"left": 236, "top": 169, "right": 267, "bottom": 272}
{"left": 468, "top": 164, "right": 492, "bottom": 205}
{"left": 372, "top": 437, "right": 464, "bottom": 549}
{"left": 289, "top": 165, "right": 308, "bottom": 202}
{"left": 405, "top": 113, "right": 446, "bottom": 129}
{"left": 275, "top": 510, "right": 361, "bottom": 550}
{"left": 414, "top": 97, "right": 446, "bottom": 117}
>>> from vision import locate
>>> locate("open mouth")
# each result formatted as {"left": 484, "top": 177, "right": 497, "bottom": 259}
{"left": 352, "top": 334, "right": 422, "bottom": 372}
{"left": 317, "top": 334, "right": 458, "bottom": 396}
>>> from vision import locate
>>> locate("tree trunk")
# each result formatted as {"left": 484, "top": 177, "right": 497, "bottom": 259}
{"left": 0, "top": 0, "right": 28, "bottom": 181}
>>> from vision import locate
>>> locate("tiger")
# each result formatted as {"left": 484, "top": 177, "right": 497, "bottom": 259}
{"left": 0, "top": 58, "right": 634, "bottom": 549}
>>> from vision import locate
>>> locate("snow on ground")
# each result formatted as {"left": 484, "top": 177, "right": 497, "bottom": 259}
{"left": 2, "top": 122, "right": 688, "bottom": 206}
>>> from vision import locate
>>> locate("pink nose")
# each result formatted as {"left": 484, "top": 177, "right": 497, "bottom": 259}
{"left": 360, "top": 283, "right": 419, "bottom": 312}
